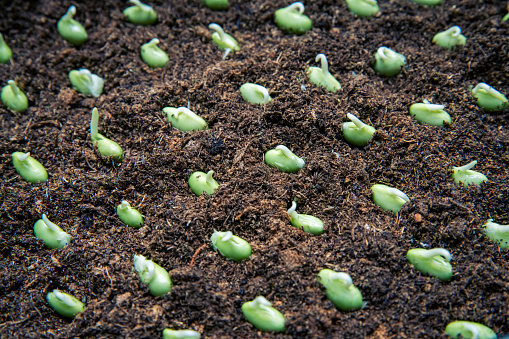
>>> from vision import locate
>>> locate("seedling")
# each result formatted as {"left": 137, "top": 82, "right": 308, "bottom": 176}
{"left": 242, "top": 296, "right": 286, "bottom": 332}
{"left": 345, "top": 0, "right": 379, "bottom": 17}
{"left": 209, "top": 23, "right": 239, "bottom": 60}
{"left": 69, "top": 69, "right": 104, "bottom": 97}
{"left": 124, "top": 0, "right": 157, "bottom": 25}
{"left": 472, "top": 83, "right": 508, "bottom": 111}
{"left": 210, "top": 230, "right": 252, "bottom": 261}
{"left": 141, "top": 38, "right": 169, "bottom": 68}
{"left": 57, "top": 6, "right": 87, "bottom": 45}
{"left": 483, "top": 219, "right": 509, "bottom": 250}
{"left": 90, "top": 107, "right": 124, "bottom": 162}
{"left": 445, "top": 321, "right": 496, "bottom": 339}
{"left": 307, "top": 54, "right": 341, "bottom": 92}
{"left": 410, "top": 0, "right": 442, "bottom": 5}
{"left": 287, "top": 201, "right": 324, "bottom": 235}
{"left": 133, "top": 255, "right": 172, "bottom": 296}
{"left": 432, "top": 26, "right": 466, "bottom": 49}
{"left": 0, "top": 33, "right": 12, "bottom": 63}
{"left": 47, "top": 290, "right": 85, "bottom": 318}
{"left": 12, "top": 152, "right": 48, "bottom": 183}
{"left": 409, "top": 100, "right": 451, "bottom": 126}
{"left": 264, "top": 145, "right": 305, "bottom": 173}
{"left": 452, "top": 161, "right": 488, "bottom": 187}
{"left": 372, "top": 47, "right": 406, "bottom": 77}
{"left": 188, "top": 170, "right": 219, "bottom": 196}
{"left": 274, "top": 2, "right": 312, "bottom": 34}
{"left": 203, "top": 0, "right": 229, "bottom": 10}
{"left": 407, "top": 248, "right": 452, "bottom": 281}
{"left": 342, "top": 113, "right": 376, "bottom": 146}
{"left": 317, "top": 269, "right": 363, "bottom": 311}
{"left": 240, "top": 83, "right": 272, "bottom": 105}
{"left": 371, "top": 184, "right": 409, "bottom": 213}
{"left": 117, "top": 201, "right": 144, "bottom": 228}
{"left": 163, "top": 329, "right": 201, "bottom": 339}
{"left": 34, "top": 214, "right": 71, "bottom": 249}
{"left": 163, "top": 107, "right": 208, "bottom": 132}
{"left": 1, "top": 80, "right": 28, "bottom": 112}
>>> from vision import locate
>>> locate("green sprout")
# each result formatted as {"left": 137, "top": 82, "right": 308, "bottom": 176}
{"left": 117, "top": 201, "right": 144, "bottom": 228}
{"left": 124, "top": 0, "right": 157, "bottom": 26}
{"left": 210, "top": 229, "right": 252, "bottom": 261}
{"left": 410, "top": 0, "right": 442, "bottom": 5}
{"left": 34, "top": 214, "right": 71, "bottom": 249}
{"left": 1, "top": 80, "right": 28, "bottom": 112}
{"left": 90, "top": 107, "right": 124, "bottom": 162}
{"left": 12, "top": 152, "right": 48, "bottom": 183}
{"left": 472, "top": 83, "right": 508, "bottom": 111}
{"left": 264, "top": 145, "right": 305, "bottom": 173}
{"left": 46, "top": 290, "right": 85, "bottom": 318}
{"left": 445, "top": 321, "right": 496, "bottom": 339}
{"left": 0, "top": 33, "right": 12, "bottom": 64}
{"left": 208, "top": 23, "right": 240, "bottom": 60}
{"left": 306, "top": 53, "right": 341, "bottom": 92}
{"left": 409, "top": 100, "right": 451, "bottom": 126}
{"left": 287, "top": 201, "right": 324, "bottom": 235}
{"left": 342, "top": 113, "right": 376, "bottom": 147}
{"left": 274, "top": 2, "right": 312, "bottom": 35}
{"left": 432, "top": 26, "right": 466, "bottom": 49}
{"left": 317, "top": 269, "right": 363, "bottom": 311}
{"left": 57, "top": 6, "right": 87, "bottom": 46}
{"left": 372, "top": 46, "right": 406, "bottom": 77}
{"left": 345, "top": 0, "right": 379, "bottom": 17}
{"left": 452, "top": 161, "right": 488, "bottom": 187}
{"left": 133, "top": 255, "right": 172, "bottom": 296}
{"left": 163, "top": 107, "right": 208, "bottom": 132}
{"left": 371, "top": 184, "right": 409, "bottom": 213}
{"left": 407, "top": 248, "right": 452, "bottom": 281}
{"left": 188, "top": 170, "right": 219, "bottom": 196}
{"left": 163, "top": 329, "right": 201, "bottom": 339}
{"left": 69, "top": 69, "right": 104, "bottom": 97}
{"left": 504, "top": 4, "right": 509, "bottom": 22}
{"left": 203, "top": 0, "right": 229, "bottom": 10}
{"left": 242, "top": 296, "right": 286, "bottom": 332}
{"left": 141, "top": 38, "right": 169, "bottom": 68}
{"left": 240, "top": 83, "right": 272, "bottom": 105}
{"left": 483, "top": 219, "right": 509, "bottom": 250}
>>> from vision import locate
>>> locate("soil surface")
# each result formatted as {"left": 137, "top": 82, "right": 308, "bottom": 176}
{"left": 1, "top": 0, "right": 508, "bottom": 338}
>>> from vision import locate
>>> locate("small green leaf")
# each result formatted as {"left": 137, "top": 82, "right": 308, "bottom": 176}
{"left": 162, "top": 329, "right": 201, "bottom": 339}
{"left": 12, "top": 151, "right": 48, "bottom": 183}
{"left": 407, "top": 248, "right": 452, "bottom": 281}
{"left": 34, "top": 214, "right": 71, "bottom": 249}
{"left": 409, "top": 100, "right": 451, "bottom": 126}
{"left": 432, "top": 26, "right": 466, "bottom": 49}
{"left": 274, "top": 2, "right": 312, "bottom": 34}
{"left": 472, "top": 83, "right": 508, "bottom": 111}
{"left": 133, "top": 255, "right": 172, "bottom": 296}
{"left": 372, "top": 47, "right": 406, "bottom": 77}
{"left": 69, "top": 69, "right": 104, "bottom": 97}
{"left": 188, "top": 170, "right": 218, "bottom": 196}
{"left": 0, "top": 33, "right": 13, "bottom": 64}
{"left": 47, "top": 290, "right": 85, "bottom": 318}
{"left": 287, "top": 201, "right": 324, "bottom": 235}
{"left": 452, "top": 161, "right": 488, "bottom": 187}
{"left": 163, "top": 107, "right": 208, "bottom": 132}
{"left": 345, "top": 0, "right": 379, "bottom": 17}
{"left": 124, "top": 0, "right": 157, "bottom": 26}
{"left": 57, "top": 6, "right": 87, "bottom": 45}
{"left": 90, "top": 108, "right": 124, "bottom": 162}
{"left": 445, "top": 321, "right": 496, "bottom": 339}
{"left": 371, "top": 184, "right": 409, "bottom": 213}
{"left": 1, "top": 80, "right": 28, "bottom": 112}
{"left": 240, "top": 83, "right": 272, "bottom": 104}
{"left": 307, "top": 54, "right": 341, "bottom": 92}
{"left": 342, "top": 113, "right": 376, "bottom": 146}
{"left": 141, "top": 38, "right": 169, "bottom": 68}
{"left": 242, "top": 296, "right": 286, "bottom": 332}
{"left": 117, "top": 201, "right": 144, "bottom": 228}
{"left": 210, "top": 229, "right": 252, "bottom": 261}
{"left": 264, "top": 145, "right": 305, "bottom": 173}
{"left": 317, "top": 269, "right": 363, "bottom": 311}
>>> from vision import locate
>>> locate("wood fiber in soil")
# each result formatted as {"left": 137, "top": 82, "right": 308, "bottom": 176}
{"left": 0, "top": 0, "right": 508, "bottom": 338}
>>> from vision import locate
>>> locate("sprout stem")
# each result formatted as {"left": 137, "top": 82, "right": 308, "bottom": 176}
{"left": 462, "top": 323, "right": 480, "bottom": 339}
{"left": 53, "top": 290, "right": 76, "bottom": 307}
{"left": 17, "top": 152, "right": 30, "bottom": 162}
{"left": 222, "top": 48, "right": 231, "bottom": 60}
{"left": 7, "top": 80, "right": 20, "bottom": 95}
{"left": 472, "top": 83, "right": 507, "bottom": 102}
{"left": 174, "top": 107, "right": 192, "bottom": 117}
{"left": 287, "top": 2, "right": 304, "bottom": 13}
{"left": 221, "top": 231, "right": 233, "bottom": 242}
{"left": 209, "top": 23, "right": 225, "bottom": 41}
{"left": 330, "top": 272, "right": 353, "bottom": 287}
{"left": 420, "top": 248, "right": 451, "bottom": 262}
{"left": 62, "top": 5, "right": 77, "bottom": 21}
{"left": 90, "top": 107, "right": 99, "bottom": 138}
{"left": 347, "top": 113, "right": 367, "bottom": 129}
{"left": 147, "top": 38, "right": 159, "bottom": 46}
{"left": 120, "top": 200, "right": 131, "bottom": 209}
{"left": 129, "top": 0, "right": 151, "bottom": 11}
{"left": 258, "top": 86, "right": 270, "bottom": 102}
{"left": 446, "top": 26, "right": 461, "bottom": 37}
{"left": 377, "top": 47, "right": 389, "bottom": 60}
{"left": 315, "top": 54, "right": 329, "bottom": 77}
{"left": 454, "top": 160, "right": 477, "bottom": 172}
{"left": 386, "top": 187, "right": 410, "bottom": 202}
{"left": 42, "top": 214, "right": 61, "bottom": 233}
{"left": 252, "top": 296, "right": 272, "bottom": 307}
{"left": 206, "top": 170, "right": 215, "bottom": 184}
{"left": 0, "top": 33, "right": 5, "bottom": 44}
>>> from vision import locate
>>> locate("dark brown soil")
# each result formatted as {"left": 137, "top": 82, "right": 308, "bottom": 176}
{"left": 1, "top": 0, "right": 508, "bottom": 338}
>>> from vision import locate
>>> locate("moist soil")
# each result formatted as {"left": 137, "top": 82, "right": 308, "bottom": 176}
{"left": 1, "top": 0, "right": 508, "bottom": 338}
